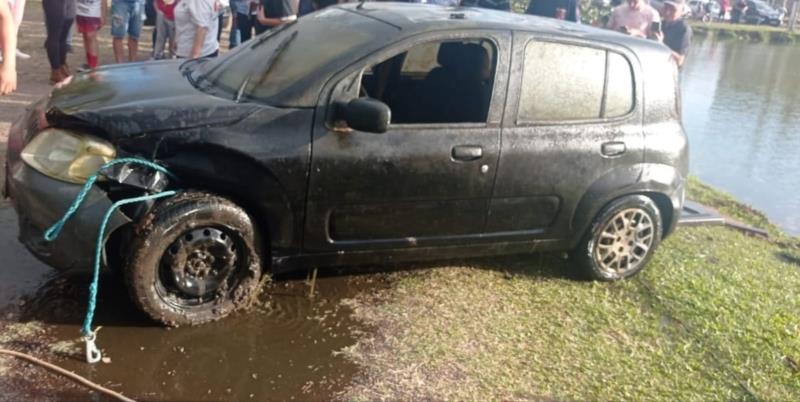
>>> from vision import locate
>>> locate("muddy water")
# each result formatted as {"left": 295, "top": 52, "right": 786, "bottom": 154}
{"left": 0, "top": 205, "right": 384, "bottom": 401}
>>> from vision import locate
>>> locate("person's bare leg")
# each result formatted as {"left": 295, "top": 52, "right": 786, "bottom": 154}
{"left": 88, "top": 31, "right": 98, "bottom": 62}
{"left": 128, "top": 37, "right": 138, "bottom": 62}
{"left": 84, "top": 30, "right": 98, "bottom": 68}
{"left": 0, "top": 0, "right": 17, "bottom": 94}
{"left": 113, "top": 37, "right": 124, "bottom": 63}
{"left": 10, "top": 0, "right": 29, "bottom": 59}
{"left": 10, "top": 0, "right": 24, "bottom": 29}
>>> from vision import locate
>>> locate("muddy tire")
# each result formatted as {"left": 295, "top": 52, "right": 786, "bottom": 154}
{"left": 125, "top": 192, "right": 264, "bottom": 326}
{"left": 572, "top": 195, "right": 662, "bottom": 281}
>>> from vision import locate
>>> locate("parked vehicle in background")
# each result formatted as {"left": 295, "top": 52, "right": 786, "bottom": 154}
{"left": 4, "top": 4, "right": 688, "bottom": 326}
{"left": 688, "top": 0, "right": 721, "bottom": 22}
{"left": 744, "top": 0, "right": 783, "bottom": 25}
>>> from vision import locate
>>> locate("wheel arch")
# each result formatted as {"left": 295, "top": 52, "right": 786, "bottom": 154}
{"left": 105, "top": 145, "right": 302, "bottom": 274}
{"left": 570, "top": 163, "right": 686, "bottom": 248}
{"left": 160, "top": 146, "right": 300, "bottom": 261}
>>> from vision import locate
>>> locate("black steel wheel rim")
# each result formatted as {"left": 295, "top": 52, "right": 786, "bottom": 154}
{"left": 156, "top": 226, "right": 244, "bottom": 308}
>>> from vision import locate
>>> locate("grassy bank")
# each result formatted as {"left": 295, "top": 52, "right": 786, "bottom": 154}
{"left": 690, "top": 21, "right": 799, "bottom": 44}
{"left": 339, "top": 179, "right": 800, "bottom": 400}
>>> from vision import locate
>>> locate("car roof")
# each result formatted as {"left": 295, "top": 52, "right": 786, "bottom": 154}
{"left": 339, "top": 2, "right": 667, "bottom": 54}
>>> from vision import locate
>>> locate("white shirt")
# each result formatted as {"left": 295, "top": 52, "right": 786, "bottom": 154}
{"left": 175, "top": 0, "right": 220, "bottom": 58}
{"left": 76, "top": 0, "right": 103, "bottom": 18}
{"left": 608, "top": 2, "right": 661, "bottom": 38}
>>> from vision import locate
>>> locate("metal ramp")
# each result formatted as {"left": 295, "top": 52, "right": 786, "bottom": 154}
{"left": 679, "top": 200, "right": 768, "bottom": 238}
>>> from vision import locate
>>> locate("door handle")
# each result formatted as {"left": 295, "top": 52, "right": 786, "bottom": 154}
{"left": 601, "top": 141, "right": 626, "bottom": 157}
{"left": 452, "top": 145, "right": 483, "bottom": 162}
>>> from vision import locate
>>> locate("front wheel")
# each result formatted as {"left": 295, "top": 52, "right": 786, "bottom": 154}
{"left": 125, "top": 192, "right": 264, "bottom": 326}
{"left": 572, "top": 195, "right": 663, "bottom": 281}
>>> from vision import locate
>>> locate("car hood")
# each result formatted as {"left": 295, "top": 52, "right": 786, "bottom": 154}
{"left": 46, "top": 60, "right": 260, "bottom": 139}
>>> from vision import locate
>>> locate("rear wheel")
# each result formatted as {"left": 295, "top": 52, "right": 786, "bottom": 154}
{"left": 125, "top": 192, "right": 264, "bottom": 326}
{"left": 572, "top": 195, "right": 662, "bottom": 281}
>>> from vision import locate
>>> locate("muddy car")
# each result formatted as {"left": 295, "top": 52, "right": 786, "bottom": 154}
{"left": 3, "top": 4, "right": 687, "bottom": 326}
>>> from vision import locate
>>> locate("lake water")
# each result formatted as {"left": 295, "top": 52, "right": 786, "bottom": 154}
{"left": 681, "top": 38, "right": 800, "bottom": 236}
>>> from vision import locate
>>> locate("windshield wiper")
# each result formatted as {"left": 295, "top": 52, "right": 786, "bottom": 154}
{"left": 235, "top": 30, "right": 299, "bottom": 102}
{"left": 179, "top": 57, "right": 203, "bottom": 71}
{"left": 250, "top": 20, "right": 297, "bottom": 50}
{"left": 182, "top": 58, "right": 214, "bottom": 91}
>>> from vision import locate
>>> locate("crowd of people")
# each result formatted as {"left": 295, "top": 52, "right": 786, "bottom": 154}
{"left": 0, "top": 0, "right": 692, "bottom": 96}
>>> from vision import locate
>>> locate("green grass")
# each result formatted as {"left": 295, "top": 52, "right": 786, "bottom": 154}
{"left": 696, "top": 21, "right": 788, "bottom": 33}
{"left": 686, "top": 176, "right": 796, "bottom": 243}
{"left": 339, "top": 181, "right": 800, "bottom": 400}
{"left": 690, "top": 21, "right": 798, "bottom": 44}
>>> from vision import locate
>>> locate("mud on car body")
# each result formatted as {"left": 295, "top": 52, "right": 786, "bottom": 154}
{"left": 3, "top": 4, "right": 688, "bottom": 326}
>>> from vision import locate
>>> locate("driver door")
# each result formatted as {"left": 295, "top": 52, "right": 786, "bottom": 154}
{"left": 303, "top": 31, "right": 511, "bottom": 252}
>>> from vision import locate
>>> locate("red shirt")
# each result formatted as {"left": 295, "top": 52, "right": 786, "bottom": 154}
{"left": 156, "top": 0, "right": 180, "bottom": 20}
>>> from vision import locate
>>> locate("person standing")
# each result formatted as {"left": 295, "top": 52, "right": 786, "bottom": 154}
{"left": 461, "top": 0, "right": 511, "bottom": 11}
{"left": 76, "top": 0, "right": 107, "bottom": 69}
{"left": 731, "top": 0, "right": 747, "bottom": 23}
{"left": 175, "top": 0, "right": 220, "bottom": 59}
{"left": 6, "top": 0, "right": 29, "bottom": 59}
{"left": 110, "top": 0, "right": 145, "bottom": 63}
{"left": 256, "top": 0, "right": 297, "bottom": 30}
{"left": 230, "top": 0, "right": 256, "bottom": 46}
{"left": 0, "top": 0, "right": 16, "bottom": 94}
{"left": 311, "top": 0, "right": 337, "bottom": 9}
{"left": 719, "top": 0, "right": 730, "bottom": 19}
{"left": 154, "top": 0, "right": 179, "bottom": 59}
{"left": 607, "top": 0, "right": 660, "bottom": 39}
{"left": 216, "top": 0, "right": 227, "bottom": 43}
{"left": 297, "top": 0, "right": 314, "bottom": 15}
{"left": 42, "top": 0, "right": 76, "bottom": 84}
{"left": 405, "top": 0, "right": 461, "bottom": 6}
{"left": 660, "top": 0, "right": 692, "bottom": 67}
{"left": 526, "top": 0, "right": 581, "bottom": 22}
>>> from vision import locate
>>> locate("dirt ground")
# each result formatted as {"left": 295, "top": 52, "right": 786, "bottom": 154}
{"left": 0, "top": 3, "right": 371, "bottom": 401}
{"left": 1, "top": 0, "right": 160, "bottom": 162}
{"left": 0, "top": 0, "right": 236, "bottom": 150}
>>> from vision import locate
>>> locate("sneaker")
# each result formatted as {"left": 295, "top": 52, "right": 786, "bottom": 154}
{"left": 16, "top": 49, "right": 31, "bottom": 60}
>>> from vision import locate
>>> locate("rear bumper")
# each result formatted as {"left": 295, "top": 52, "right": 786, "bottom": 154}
{"left": 4, "top": 117, "right": 130, "bottom": 273}
{"left": 663, "top": 175, "right": 686, "bottom": 238}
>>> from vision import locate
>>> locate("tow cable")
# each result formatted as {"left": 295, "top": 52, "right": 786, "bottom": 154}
{"left": 43, "top": 157, "right": 177, "bottom": 364}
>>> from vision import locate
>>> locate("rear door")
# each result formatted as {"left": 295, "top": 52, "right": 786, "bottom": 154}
{"left": 304, "top": 31, "right": 512, "bottom": 252}
{"left": 487, "top": 33, "right": 645, "bottom": 240}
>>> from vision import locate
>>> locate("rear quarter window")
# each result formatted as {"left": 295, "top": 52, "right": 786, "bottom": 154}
{"left": 518, "top": 41, "right": 635, "bottom": 123}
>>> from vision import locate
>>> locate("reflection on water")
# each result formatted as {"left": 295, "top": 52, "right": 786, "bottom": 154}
{"left": 682, "top": 39, "right": 800, "bottom": 235}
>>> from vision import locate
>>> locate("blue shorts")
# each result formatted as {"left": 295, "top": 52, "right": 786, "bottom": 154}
{"left": 111, "top": 0, "right": 144, "bottom": 39}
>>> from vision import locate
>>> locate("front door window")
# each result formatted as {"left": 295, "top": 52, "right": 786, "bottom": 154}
{"left": 359, "top": 39, "right": 497, "bottom": 124}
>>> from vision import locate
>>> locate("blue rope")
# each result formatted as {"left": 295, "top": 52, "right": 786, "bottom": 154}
{"left": 43, "top": 158, "right": 177, "bottom": 337}
{"left": 44, "top": 157, "right": 175, "bottom": 242}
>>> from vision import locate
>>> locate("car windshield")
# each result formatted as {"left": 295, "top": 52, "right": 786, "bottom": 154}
{"left": 750, "top": 0, "right": 772, "bottom": 10}
{"left": 183, "top": 8, "right": 393, "bottom": 106}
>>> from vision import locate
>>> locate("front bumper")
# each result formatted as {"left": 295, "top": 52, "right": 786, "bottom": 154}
{"left": 4, "top": 114, "right": 130, "bottom": 273}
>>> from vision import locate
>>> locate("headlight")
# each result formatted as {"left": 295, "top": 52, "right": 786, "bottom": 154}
{"left": 20, "top": 129, "right": 116, "bottom": 184}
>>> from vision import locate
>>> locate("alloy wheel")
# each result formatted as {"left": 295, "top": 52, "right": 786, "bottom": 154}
{"left": 593, "top": 208, "right": 655, "bottom": 277}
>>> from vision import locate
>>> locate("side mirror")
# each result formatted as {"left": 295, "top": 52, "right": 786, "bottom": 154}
{"left": 337, "top": 98, "right": 391, "bottom": 134}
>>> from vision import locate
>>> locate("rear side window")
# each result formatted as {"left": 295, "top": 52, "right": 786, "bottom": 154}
{"left": 605, "top": 52, "right": 635, "bottom": 117}
{"left": 518, "top": 41, "right": 635, "bottom": 123}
